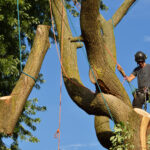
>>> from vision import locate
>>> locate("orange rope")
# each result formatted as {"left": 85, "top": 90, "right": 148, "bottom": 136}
{"left": 51, "top": 0, "right": 65, "bottom": 149}
{"left": 103, "top": 44, "right": 118, "bottom": 66}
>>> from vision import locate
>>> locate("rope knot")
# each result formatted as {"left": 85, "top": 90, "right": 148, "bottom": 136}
{"left": 54, "top": 129, "right": 60, "bottom": 138}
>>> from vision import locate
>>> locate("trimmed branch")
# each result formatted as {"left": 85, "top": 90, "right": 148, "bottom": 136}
{"left": 0, "top": 25, "right": 50, "bottom": 134}
{"left": 69, "top": 36, "right": 84, "bottom": 42}
{"left": 69, "top": 36, "right": 84, "bottom": 48}
{"left": 112, "top": 0, "right": 136, "bottom": 27}
{"left": 76, "top": 43, "right": 83, "bottom": 49}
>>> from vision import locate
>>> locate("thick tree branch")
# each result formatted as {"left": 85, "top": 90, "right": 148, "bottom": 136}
{"left": 0, "top": 25, "right": 50, "bottom": 134}
{"left": 112, "top": 0, "right": 136, "bottom": 27}
{"left": 69, "top": 36, "right": 84, "bottom": 42}
{"left": 65, "top": 77, "right": 138, "bottom": 123}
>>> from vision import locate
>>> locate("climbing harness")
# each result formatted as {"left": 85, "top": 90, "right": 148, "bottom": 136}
{"left": 133, "top": 87, "right": 150, "bottom": 111}
{"left": 143, "top": 87, "right": 150, "bottom": 111}
{"left": 17, "top": 0, "right": 37, "bottom": 82}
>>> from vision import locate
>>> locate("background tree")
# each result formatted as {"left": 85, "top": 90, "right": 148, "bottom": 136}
{"left": 51, "top": 0, "right": 150, "bottom": 149}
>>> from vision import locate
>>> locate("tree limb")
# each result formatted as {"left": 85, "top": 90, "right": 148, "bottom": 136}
{"left": 112, "top": 0, "right": 136, "bottom": 27}
{"left": 0, "top": 25, "right": 50, "bottom": 134}
{"left": 69, "top": 36, "right": 84, "bottom": 42}
{"left": 64, "top": 77, "right": 137, "bottom": 123}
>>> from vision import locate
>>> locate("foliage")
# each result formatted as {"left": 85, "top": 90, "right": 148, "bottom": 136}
{"left": 65, "top": 0, "right": 108, "bottom": 17}
{"left": 109, "top": 122, "right": 134, "bottom": 150}
{"left": 0, "top": 98, "right": 46, "bottom": 150}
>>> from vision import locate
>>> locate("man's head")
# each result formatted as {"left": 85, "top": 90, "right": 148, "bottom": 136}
{"left": 135, "top": 51, "right": 147, "bottom": 67}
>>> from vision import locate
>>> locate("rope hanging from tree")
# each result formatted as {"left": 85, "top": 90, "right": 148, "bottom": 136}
{"left": 49, "top": 0, "right": 65, "bottom": 149}
{"left": 17, "top": 0, "right": 37, "bottom": 82}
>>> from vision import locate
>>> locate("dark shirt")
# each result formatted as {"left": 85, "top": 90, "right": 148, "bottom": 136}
{"left": 132, "top": 64, "right": 150, "bottom": 89}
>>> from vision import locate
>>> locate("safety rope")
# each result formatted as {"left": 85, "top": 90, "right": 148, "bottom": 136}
{"left": 17, "top": 0, "right": 36, "bottom": 82}
{"left": 55, "top": 0, "right": 64, "bottom": 149}
{"left": 49, "top": 0, "right": 65, "bottom": 149}
{"left": 54, "top": 68, "right": 62, "bottom": 149}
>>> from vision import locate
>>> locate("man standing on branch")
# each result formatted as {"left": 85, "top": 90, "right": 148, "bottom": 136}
{"left": 117, "top": 51, "right": 150, "bottom": 109}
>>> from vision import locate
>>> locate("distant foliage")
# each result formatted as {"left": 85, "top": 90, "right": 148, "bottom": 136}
{"left": 109, "top": 122, "right": 134, "bottom": 150}
{"left": 65, "top": 0, "right": 108, "bottom": 17}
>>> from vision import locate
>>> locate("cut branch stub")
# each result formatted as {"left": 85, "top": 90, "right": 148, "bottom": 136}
{"left": 0, "top": 25, "right": 50, "bottom": 134}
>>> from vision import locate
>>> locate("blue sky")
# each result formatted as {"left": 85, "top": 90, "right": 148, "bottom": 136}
{"left": 8, "top": 0, "right": 150, "bottom": 149}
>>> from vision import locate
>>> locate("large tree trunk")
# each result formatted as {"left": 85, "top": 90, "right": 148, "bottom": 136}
{"left": 0, "top": 25, "right": 50, "bottom": 134}
{"left": 51, "top": 0, "right": 150, "bottom": 149}
{"left": 52, "top": 0, "right": 149, "bottom": 149}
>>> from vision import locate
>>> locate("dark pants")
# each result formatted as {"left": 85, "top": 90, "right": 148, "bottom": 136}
{"left": 132, "top": 89, "right": 148, "bottom": 109}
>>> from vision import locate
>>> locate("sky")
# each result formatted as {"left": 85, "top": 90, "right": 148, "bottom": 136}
{"left": 4, "top": 0, "right": 150, "bottom": 150}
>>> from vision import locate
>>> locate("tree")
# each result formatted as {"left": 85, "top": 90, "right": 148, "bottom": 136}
{"left": 51, "top": 0, "right": 150, "bottom": 149}
{"left": 0, "top": 0, "right": 149, "bottom": 149}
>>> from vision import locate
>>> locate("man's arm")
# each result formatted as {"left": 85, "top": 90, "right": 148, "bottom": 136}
{"left": 126, "top": 74, "right": 136, "bottom": 82}
{"left": 117, "top": 64, "right": 136, "bottom": 82}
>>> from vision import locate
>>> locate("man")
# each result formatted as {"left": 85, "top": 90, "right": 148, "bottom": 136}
{"left": 118, "top": 51, "right": 150, "bottom": 109}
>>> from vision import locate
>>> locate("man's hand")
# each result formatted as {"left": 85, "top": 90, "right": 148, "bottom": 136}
{"left": 125, "top": 74, "right": 136, "bottom": 82}
{"left": 117, "top": 64, "right": 126, "bottom": 77}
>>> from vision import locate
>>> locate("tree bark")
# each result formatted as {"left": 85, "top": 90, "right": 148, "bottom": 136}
{"left": 0, "top": 25, "right": 50, "bottom": 134}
